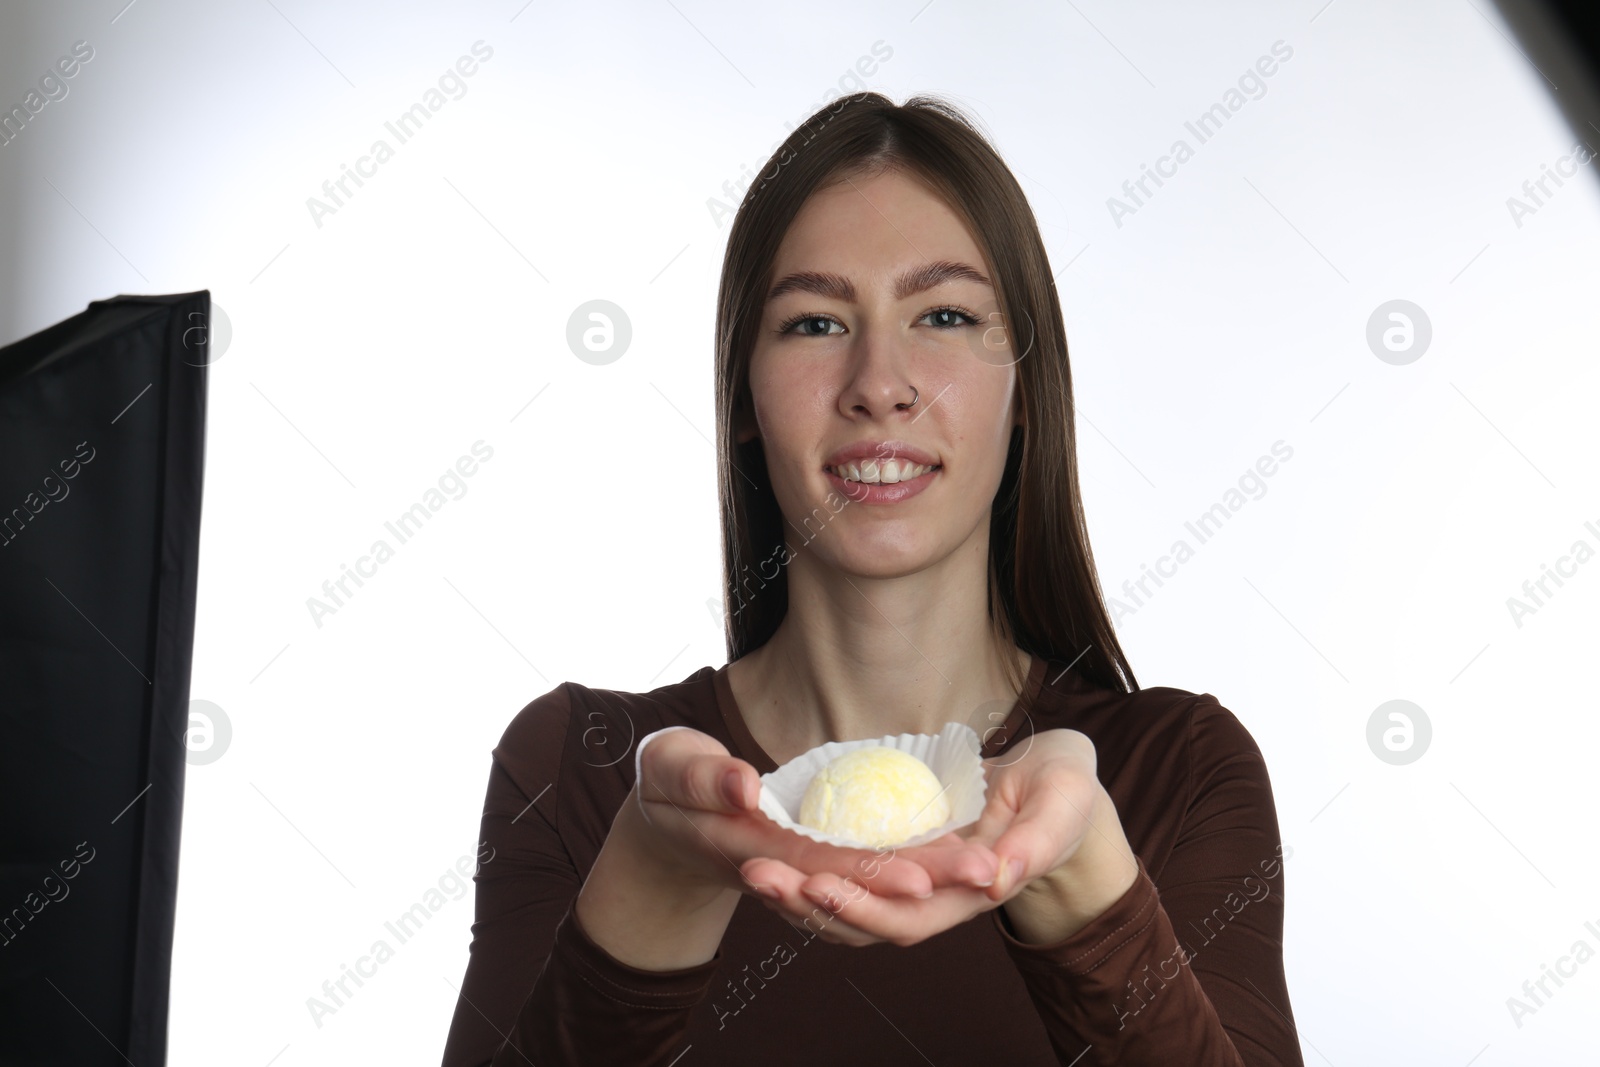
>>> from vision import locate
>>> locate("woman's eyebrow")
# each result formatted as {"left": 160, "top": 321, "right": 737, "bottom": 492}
{"left": 765, "top": 260, "right": 992, "bottom": 304}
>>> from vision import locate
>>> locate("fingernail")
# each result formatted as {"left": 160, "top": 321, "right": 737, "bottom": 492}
{"left": 1006, "top": 857, "right": 1025, "bottom": 889}
{"left": 751, "top": 883, "right": 781, "bottom": 900}
{"left": 914, "top": 886, "right": 934, "bottom": 899}
{"left": 801, "top": 886, "right": 835, "bottom": 911}
{"left": 969, "top": 863, "right": 995, "bottom": 888}
{"left": 723, "top": 769, "right": 745, "bottom": 808}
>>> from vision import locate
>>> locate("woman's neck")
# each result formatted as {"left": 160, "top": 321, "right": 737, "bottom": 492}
{"left": 727, "top": 545, "right": 1031, "bottom": 761}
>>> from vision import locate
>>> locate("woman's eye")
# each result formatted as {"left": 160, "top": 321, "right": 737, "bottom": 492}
{"left": 922, "top": 307, "right": 979, "bottom": 329}
{"left": 780, "top": 315, "right": 843, "bottom": 337}
{"left": 777, "top": 307, "right": 978, "bottom": 336}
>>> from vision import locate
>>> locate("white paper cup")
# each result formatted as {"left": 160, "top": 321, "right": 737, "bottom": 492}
{"left": 755, "top": 722, "right": 988, "bottom": 850}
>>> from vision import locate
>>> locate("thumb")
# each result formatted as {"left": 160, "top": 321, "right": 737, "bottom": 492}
{"left": 635, "top": 726, "right": 748, "bottom": 813}
{"left": 961, "top": 797, "right": 1012, "bottom": 856}
{"left": 718, "top": 760, "right": 755, "bottom": 812}
{"left": 679, "top": 751, "right": 754, "bottom": 814}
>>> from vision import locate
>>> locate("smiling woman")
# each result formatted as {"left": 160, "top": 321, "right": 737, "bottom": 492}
{"left": 441, "top": 92, "right": 1303, "bottom": 1067}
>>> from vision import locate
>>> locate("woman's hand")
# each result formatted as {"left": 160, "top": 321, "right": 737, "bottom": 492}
{"left": 740, "top": 727, "right": 1139, "bottom": 947}
{"left": 623, "top": 726, "right": 1002, "bottom": 905}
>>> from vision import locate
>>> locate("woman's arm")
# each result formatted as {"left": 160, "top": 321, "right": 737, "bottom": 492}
{"left": 573, "top": 796, "right": 742, "bottom": 970}
{"left": 486, "top": 802, "right": 741, "bottom": 1065}
{"left": 989, "top": 697, "right": 1305, "bottom": 1067}
{"left": 439, "top": 687, "right": 731, "bottom": 1067}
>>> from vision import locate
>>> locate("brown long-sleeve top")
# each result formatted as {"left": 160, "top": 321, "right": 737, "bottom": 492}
{"left": 440, "top": 653, "right": 1305, "bottom": 1066}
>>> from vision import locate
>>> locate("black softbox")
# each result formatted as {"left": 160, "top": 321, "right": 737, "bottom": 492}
{"left": 0, "top": 292, "right": 209, "bottom": 1066}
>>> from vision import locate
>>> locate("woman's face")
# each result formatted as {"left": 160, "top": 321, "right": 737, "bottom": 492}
{"left": 738, "top": 166, "right": 1022, "bottom": 577}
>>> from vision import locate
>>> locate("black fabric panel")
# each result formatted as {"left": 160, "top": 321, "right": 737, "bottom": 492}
{"left": 1495, "top": 0, "right": 1600, "bottom": 164}
{"left": 0, "top": 291, "right": 209, "bottom": 1066}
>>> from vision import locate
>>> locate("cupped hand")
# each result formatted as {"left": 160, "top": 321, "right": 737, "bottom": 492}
{"left": 627, "top": 726, "right": 1002, "bottom": 905}
{"left": 741, "top": 727, "right": 1106, "bottom": 948}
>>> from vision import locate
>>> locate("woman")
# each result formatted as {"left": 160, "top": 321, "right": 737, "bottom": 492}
{"left": 441, "top": 92, "right": 1302, "bottom": 1066}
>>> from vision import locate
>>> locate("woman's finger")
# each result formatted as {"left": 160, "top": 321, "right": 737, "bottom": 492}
{"left": 798, "top": 871, "right": 994, "bottom": 948}
{"left": 746, "top": 831, "right": 987, "bottom": 898}
{"left": 768, "top": 832, "right": 934, "bottom": 898}
{"left": 740, "top": 855, "right": 802, "bottom": 895}
{"left": 960, "top": 770, "right": 1022, "bottom": 856}
{"left": 893, "top": 832, "right": 1000, "bottom": 890}
{"left": 982, "top": 770, "right": 1097, "bottom": 901}
{"left": 746, "top": 859, "right": 882, "bottom": 947}
{"left": 635, "top": 726, "right": 739, "bottom": 812}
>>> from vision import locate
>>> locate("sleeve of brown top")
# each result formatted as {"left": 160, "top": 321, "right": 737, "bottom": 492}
{"left": 439, "top": 685, "right": 719, "bottom": 1067}
{"left": 986, "top": 697, "right": 1304, "bottom": 1067}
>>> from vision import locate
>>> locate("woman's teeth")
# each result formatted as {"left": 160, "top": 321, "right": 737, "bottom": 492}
{"left": 830, "top": 458, "right": 938, "bottom": 484}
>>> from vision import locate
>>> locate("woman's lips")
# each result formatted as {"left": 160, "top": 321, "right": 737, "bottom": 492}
{"left": 823, "top": 465, "right": 941, "bottom": 505}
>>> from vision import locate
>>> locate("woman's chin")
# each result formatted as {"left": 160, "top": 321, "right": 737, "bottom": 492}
{"left": 826, "top": 541, "right": 943, "bottom": 581}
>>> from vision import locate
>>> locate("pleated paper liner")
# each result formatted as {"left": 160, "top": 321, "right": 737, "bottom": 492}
{"left": 755, "top": 721, "right": 988, "bottom": 850}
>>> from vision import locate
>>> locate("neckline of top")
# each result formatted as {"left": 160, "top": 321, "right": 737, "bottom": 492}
{"left": 709, "top": 652, "right": 1051, "bottom": 775}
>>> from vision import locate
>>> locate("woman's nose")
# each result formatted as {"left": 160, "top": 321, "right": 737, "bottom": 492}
{"left": 837, "top": 327, "right": 918, "bottom": 417}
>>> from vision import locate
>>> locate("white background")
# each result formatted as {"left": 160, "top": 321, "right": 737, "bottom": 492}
{"left": 2, "top": 0, "right": 1597, "bottom": 1063}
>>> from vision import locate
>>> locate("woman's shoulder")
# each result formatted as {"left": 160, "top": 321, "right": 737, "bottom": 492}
{"left": 1039, "top": 664, "right": 1261, "bottom": 755}
{"left": 484, "top": 667, "right": 730, "bottom": 865}
{"left": 1038, "top": 666, "right": 1279, "bottom": 865}
{"left": 490, "top": 665, "right": 728, "bottom": 790}
{"left": 1036, "top": 666, "right": 1272, "bottom": 807}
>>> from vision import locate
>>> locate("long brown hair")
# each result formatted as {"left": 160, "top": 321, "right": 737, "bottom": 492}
{"left": 714, "top": 92, "right": 1138, "bottom": 696}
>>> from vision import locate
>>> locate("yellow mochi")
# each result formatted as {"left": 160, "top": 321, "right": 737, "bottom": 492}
{"left": 797, "top": 746, "right": 951, "bottom": 847}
